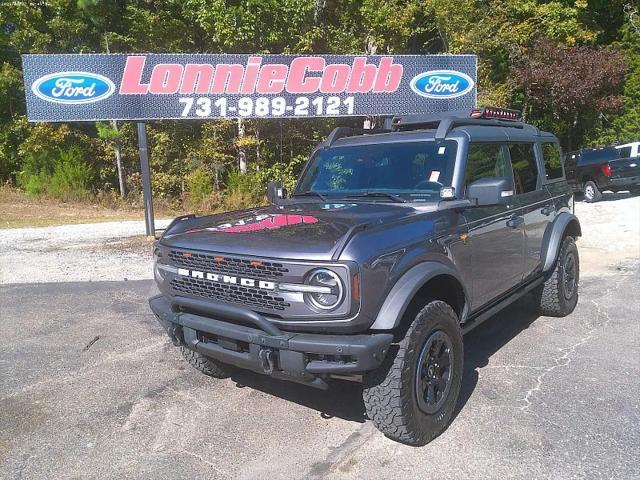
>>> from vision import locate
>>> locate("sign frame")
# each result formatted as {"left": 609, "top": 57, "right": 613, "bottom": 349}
{"left": 22, "top": 53, "right": 477, "bottom": 122}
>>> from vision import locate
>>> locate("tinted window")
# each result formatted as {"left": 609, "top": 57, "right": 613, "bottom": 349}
{"left": 542, "top": 142, "right": 563, "bottom": 180}
{"left": 565, "top": 152, "right": 578, "bottom": 167}
{"left": 509, "top": 143, "right": 538, "bottom": 194}
{"left": 618, "top": 146, "right": 632, "bottom": 158}
{"left": 579, "top": 148, "right": 619, "bottom": 165}
{"left": 296, "top": 141, "right": 458, "bottom": 201}
{"left": 464, "top": 143, "right": 510, "bottom": 190}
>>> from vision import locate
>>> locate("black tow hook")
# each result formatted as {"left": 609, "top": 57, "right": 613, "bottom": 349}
{"left": 167, "top": 324, "right": 183, "bottom": 346}
{"left": 258, "top": 348, "right": 276, "bottom": 375}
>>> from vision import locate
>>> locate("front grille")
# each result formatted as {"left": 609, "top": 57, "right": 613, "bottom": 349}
{"left": 170, "top": 276, "right": 290, "bottom": 311}
{"left": 168, "top": 250, "right": 289, "bottom": 279}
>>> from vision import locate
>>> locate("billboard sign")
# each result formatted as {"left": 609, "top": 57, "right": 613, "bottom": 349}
{"left": 22, "top": 54, "right": 477, "bottom": 122}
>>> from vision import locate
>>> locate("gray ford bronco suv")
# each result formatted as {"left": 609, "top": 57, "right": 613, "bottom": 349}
{"left": 150, "top": 107, "right": 581, "bottom": 446}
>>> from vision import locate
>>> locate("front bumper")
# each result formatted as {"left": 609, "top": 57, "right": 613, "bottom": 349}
{"left": 149, "top": 295, "right": 393, "bottom": 389}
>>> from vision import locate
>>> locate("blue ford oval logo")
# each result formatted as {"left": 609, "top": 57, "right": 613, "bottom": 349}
{"left": 410, "top": 70, "right": 475, "bottom": 99}
{"left": 31, "top": 72, "right": 115, "bottom": 104}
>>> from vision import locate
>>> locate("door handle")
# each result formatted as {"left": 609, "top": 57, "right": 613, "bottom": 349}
{"left": 506, "top": 216, "right": 524, "bottom": 228}
{"left": 541, "top": 205, "right": 554, "bottom": 216}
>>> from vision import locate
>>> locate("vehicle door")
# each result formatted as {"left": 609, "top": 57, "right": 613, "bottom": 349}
{"left": 464, "top": 143, "right": 524, "bottom": 310}
{"left": 508, "top": 142, "right": 553, "bottom": 281}
{"left": 539, "top": 140, "right": 568, "bottom": 220}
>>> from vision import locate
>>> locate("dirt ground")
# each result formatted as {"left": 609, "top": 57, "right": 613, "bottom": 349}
{"left": 574, "top": 193, "right": 640, "bottom": 274}
{"left": 0, "top": 187, "right": 152, "bottom": 228}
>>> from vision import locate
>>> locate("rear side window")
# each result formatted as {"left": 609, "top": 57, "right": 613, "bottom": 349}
{"left": 579, "top": 148, "right": 619, "bottom": 165}
{"left": 541, "top": 142, "right": 563, "bottom": 180}
{"left": 509, "top": 143, "right": 539, "bottom": 194}
{"left": 618, "top": 146, "right": 632, "bottom": 158}
{"left": 464, "top": 143, "right": 510, "bottom": 190}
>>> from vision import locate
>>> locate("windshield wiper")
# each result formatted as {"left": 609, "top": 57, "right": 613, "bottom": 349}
{"left": 292, "top": 191, "right": 328, "bottom": 201}
{"left": 345, "top": 192, "right": 407, "bottom": 203}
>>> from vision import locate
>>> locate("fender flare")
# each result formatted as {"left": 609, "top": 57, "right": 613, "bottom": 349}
{"left": 541, "top": 212, "right": 582, "bottom": 272}
{"left": 370, "top": 262, "right": 469, "bottom": 330}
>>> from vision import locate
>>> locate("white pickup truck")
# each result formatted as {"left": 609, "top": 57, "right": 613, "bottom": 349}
{"left": 616, "top": 141, "right": 640, "bottom": 158}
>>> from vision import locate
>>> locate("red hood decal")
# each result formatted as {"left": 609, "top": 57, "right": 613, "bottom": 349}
{"left": 187, "top": 213, "right": 319, "bottom": 234}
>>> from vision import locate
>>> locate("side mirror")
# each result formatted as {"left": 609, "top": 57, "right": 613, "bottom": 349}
{"left": 467, "top": 177, "right": 513, "bottom": 206}
{"left": 267, "top": 181, "right": 286, "bottom": 204}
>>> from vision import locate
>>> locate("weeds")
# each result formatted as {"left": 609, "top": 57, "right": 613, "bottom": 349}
{"left": 18, "top": 146, "right": 94, "bottom": 201}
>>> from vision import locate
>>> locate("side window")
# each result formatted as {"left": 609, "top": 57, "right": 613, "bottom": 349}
{"left": 541, "top": 142, "right": 563, "bottom": 180}
{"left": 618, "top": 146, "right": 632, "bottom": 158}
{"left": 509, "top": 143, "right": 539, "bottom": 194}
{"left": 464, "top": 143, "right": 510, "bottom": 191}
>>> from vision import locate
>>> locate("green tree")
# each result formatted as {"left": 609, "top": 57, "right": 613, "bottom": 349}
{"left": 512, "top": 40, "right": 627, "bottom": 150}
{"left": 0, "top": 0, "right": 638, "bottom": 204}
{"left": 595, "top": 22, "right": 640, "bottom": 144}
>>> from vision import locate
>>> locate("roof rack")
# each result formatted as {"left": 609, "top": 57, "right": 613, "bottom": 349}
{"left": 391, "top": 107, "right": 531, "bottom": 139}
{"left": 322, "top": 107, "right": 533, "bottom": 146}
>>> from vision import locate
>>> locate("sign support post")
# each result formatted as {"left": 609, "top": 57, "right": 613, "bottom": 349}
{"left": 137, "top": 122, "right": 155, "bottom": 237}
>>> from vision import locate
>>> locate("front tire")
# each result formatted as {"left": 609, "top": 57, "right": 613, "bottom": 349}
{"left": 536, "top": 236, "right": 579, "bottom": 317}
{"left": 363, "top": 300, "right": 463, "bottom": 446}
{"left": 180, "top": 346, "right": 236, "bottom": 378}
{"left": 583, "top": 180, "right": 602, "bottom": 202}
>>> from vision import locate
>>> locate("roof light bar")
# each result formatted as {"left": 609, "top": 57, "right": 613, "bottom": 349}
{"left": 470, "top": 106, "right": 521, "bottom": 121}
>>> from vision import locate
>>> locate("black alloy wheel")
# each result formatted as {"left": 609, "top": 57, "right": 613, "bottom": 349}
{"left": 415, "top": 330, "right": 454, "bottom": 414}
{"left": 562, "top": 251, "right": 577, "bottom": 300}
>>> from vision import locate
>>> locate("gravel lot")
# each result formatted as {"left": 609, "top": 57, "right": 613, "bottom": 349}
{"left": 0, "top": 220, "right": 169, "bottom": 284}
{"left": 1, "top": 196, "right": 639, "bottom": 479}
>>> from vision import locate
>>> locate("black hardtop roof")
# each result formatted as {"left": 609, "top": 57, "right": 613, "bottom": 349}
{"left": 325, "top": 112, "right": 556, "bottom": 149}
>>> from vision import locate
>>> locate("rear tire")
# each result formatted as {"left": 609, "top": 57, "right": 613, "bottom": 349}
{"left": 362, "top": 300, "right": 463, "bottom": 446}
{"left": 180, "top": 346, "right": 236, "bottom": 378}
{"left": 536, "top": 236, "right": 579, "bottom": 317}
{"left": 583, "top": 180, "right": 602, "bottom": 203}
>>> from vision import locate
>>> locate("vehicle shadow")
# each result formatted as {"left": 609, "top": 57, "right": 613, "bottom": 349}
{"left": 579, "top": 191, "right": 638, "bottom": 203}
{"left": 453, "top": 295, "right": 540, "bottom": 420}
{"left": 230, "top": 366, "right": 368, "bottom": 422}
{"left": 229, "top": 294, "right": 541, "bottom": 425}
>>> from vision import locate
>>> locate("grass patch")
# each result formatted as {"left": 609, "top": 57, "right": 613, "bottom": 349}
{"left": 0, "top": 184, "right": 268, "bottom": 229}
{"left": 0, "top": 185, "right": 172, "bottom": 229}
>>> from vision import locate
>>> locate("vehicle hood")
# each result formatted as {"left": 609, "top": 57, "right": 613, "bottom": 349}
{"left": 160, "top": 201, "right": 425, "bottom": 260}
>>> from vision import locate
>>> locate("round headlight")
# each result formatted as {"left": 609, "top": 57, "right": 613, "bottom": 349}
{"left": 305, "top": 269, "right": 344, "bottom": 311}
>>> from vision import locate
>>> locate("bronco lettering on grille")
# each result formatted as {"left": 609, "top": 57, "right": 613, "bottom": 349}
{"left": 177, "top": 268, "right": 276, "bottom": 290}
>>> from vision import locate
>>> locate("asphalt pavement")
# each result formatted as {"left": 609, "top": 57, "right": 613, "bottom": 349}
{"left": 1, "top": 257, "right": 638, "bottom": 479}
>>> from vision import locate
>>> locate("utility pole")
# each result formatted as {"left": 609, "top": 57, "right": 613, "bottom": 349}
{"left": 237, "top": 118, "right": 247, "bottom": 173}
{"left": 363, "top": 38, "right": 377, "bottom": 130}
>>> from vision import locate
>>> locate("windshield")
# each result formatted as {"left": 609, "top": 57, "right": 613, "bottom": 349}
{"left": 296, "top": 140, "right": 458, "bottom": 202}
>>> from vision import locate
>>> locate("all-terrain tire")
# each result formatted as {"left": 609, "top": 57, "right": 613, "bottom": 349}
{"left": 536, "top": 236, "right": 579, "bottom": 317}
{"left": 180, "top": 346, "right": 236, "bottom": 378}
{"left": 362, "top": 300, "right": 463, "bottom": 446}
{"left": 583, "top": 180, "right": 602, "bottom": 203}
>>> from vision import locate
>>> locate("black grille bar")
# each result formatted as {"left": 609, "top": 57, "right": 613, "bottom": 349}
{"left": 170, "top": 276, "right": 290, "bottom": 311}
{"left": 168, "top": 250, "right": 289, "bottom": 279}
